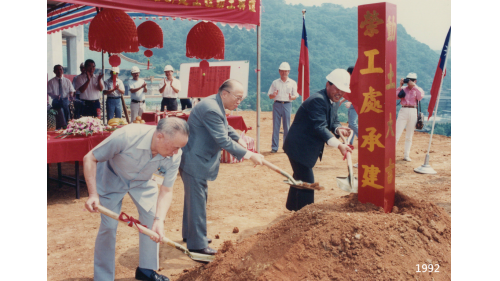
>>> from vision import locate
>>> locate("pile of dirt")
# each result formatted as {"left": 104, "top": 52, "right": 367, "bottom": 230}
{"left": 176, "top": 191, "right": 451, "bottom": 281}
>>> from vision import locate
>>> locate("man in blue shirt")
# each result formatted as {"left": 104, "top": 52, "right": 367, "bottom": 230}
{"left": 84, "top": 117, "right": 189, "bottom": 281}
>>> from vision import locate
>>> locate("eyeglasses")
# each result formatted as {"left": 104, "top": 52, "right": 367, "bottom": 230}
{"left": 226, "top": 90, "right": 244, "bottom": 102}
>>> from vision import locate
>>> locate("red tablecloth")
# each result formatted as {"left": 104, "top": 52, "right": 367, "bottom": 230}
{"left": 141, "top": 112, "right": 249, "bottom": 132}
{"left": 47, "top": 131, "right": 112, "bottom": 163}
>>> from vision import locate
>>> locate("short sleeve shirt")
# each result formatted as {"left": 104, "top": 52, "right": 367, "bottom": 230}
{"left": 159, "top": 78, "right": 182, "bottom": 98}
{"left": 104, "top": 78, "right": 125, "bottom": 97}
{"left": 396, "top": 85, "right": 425, "bottom": 106}
{"left": 130, "top": 78, "right": 146, "bottom": 101}
{"left": 92, "top": 124, "right": 182, "bottom": 211}
{"left": 267, "top": 78, "right": 299, "bottom": 102}
{"left": 47, "top": 77, "right": 75, "bottom": 99}
{"left": 73, "top": 74, "right": 104, "bottom": 100}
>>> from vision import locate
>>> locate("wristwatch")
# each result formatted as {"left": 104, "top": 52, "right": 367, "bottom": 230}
{"left": 154, "top": 217, "right": 162, "bottom": 221}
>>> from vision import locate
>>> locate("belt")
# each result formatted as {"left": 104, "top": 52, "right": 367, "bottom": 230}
{"left": 82, "top": 99, "right": 99, "bottom": 103}
{"left": 275, "top": 100, "right": 291, "bottom": 104}
{"left": 402, "top": 105, "right": 416, "bottom": 108}
{"left": 131, "top": 99, "right": 145, "bottom": 103}
{"left": 107, "top": 96, "right": 121, "bottom": 99}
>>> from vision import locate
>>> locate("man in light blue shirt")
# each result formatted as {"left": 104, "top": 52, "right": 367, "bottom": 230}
{"left": 84, "top": 117, "right": 189, "bottom": 281}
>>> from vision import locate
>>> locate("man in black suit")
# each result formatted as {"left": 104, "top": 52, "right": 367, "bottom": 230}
{"left": 283, "top": 69, "right": 353, "bottom": 211}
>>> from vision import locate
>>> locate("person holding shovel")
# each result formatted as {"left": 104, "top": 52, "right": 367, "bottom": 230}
{"left": 283, "top": 69, "right": 353, "bottom": 211}
{"left": 179, "top": 79, "right": 265, "bottom": 256}
{"left": 83, "top": 117, "right": 189, "bottom": 281}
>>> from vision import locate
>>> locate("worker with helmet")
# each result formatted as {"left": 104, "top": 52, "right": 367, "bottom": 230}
{"left": 283, "top": 69, "right": 353, "bottom": 211}
{"left": 129, "top": 66, "right": 147, "bottom": 122}
{"left": 267, "top": 62, "right": 299, "bottom": 153}
{"left": 159, "top": 64, "right": 181, "bottom": 111}
{"left": 103, "top": 67, "right": 125, "bottom": 122}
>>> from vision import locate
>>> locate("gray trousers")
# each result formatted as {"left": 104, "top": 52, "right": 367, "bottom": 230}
{"left": 180, "top": 168, "right": 209, "bottom": 250}
{"left": 94, "top": 192, "right": 159, "bottom": 281}
{"left": 272, "top": 102, "right": 292, "bottom": 151}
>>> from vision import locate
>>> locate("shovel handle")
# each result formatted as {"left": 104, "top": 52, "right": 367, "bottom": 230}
{"left": 262, "top": 159, "right": 297, "bottom": 185}
{"left": 338, "top": 129, "right": 354, "bottom": 145}
{"left": 96, "top": 204, "right": 177, "bottom": 248}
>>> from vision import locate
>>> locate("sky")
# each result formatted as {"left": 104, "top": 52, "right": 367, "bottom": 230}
{"left": 283, "top": 0, "right": 451, "bottom": 50}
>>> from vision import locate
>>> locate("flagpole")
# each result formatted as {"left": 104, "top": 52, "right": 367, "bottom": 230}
{"left": 256, "top": 24, "right": 261, "bottom": 153}
{"left": 301, "top": 9, "right": 305, "bottom": 104}
{"left": 414, "top": 34, "right": 451, "bottom": 174}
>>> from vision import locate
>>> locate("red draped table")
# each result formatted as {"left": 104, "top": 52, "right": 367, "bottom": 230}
{"left": 47, "top": 131, "right": 113, "bottom": 198}
{"left": 141, "top": 112, "right": 249, "bottom": 132}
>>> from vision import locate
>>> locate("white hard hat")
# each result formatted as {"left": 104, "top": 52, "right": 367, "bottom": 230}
{"left": 164, "top": 65, "right": 174, "bottom": 72}
{"left": 131, "top": 66, "right": 140, "bottom": 73}
{"left": 279, "top": 62, "right": 291, "bottom": 71}
{"left": 326, "top": 69, "right": 351, "bottom": 93}
{"left": 111, "top": 67, "right": 120, "bottom": 74}
{"left": 406, "top": 72, "right": 417, "bottom": 79}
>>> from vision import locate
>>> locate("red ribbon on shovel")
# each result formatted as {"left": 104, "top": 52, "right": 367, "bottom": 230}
{"left": 118, "top": 212, "right": 147, "bottom": 233}
{"left": 343, "top": 145, "right": 355, "bottom": 161}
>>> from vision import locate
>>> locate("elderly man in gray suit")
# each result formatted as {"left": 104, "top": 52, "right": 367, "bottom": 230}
{"left": 84, "top": 118, "right": 189, "bottom": 281}
{"left": 179, "top": 79, "right": 264, "bottom": 255}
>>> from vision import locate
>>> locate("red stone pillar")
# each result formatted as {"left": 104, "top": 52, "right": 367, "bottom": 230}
{"left": 354, "top": 2, "right": 397, "bottom": 213}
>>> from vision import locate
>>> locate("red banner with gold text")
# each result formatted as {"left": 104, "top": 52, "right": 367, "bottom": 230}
{"left": 60, "top": 0, "right": 261, "bottom": 26}
{"left": 188, "top": 66, "right": 231, "bottom": 98}
{"left": 353, "top": 2, "right": 397, "bottom": 213}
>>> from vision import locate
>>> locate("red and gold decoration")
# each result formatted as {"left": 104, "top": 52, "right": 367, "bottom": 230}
{"left": 186, "top": 21, "right": 225, "bottom": 71}
{"left": 137, "top": 21, "right": 164, "bottom": 70}
{"left": 88, "top": 8, "right": 139, "bottom": 53}
{"left": 144, "top": 49, "right": 153, "bottom": 70}
{"left": 349, "top": 3, "right": 397, "bottom": 213}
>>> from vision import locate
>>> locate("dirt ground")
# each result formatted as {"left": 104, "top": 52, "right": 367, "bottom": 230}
{"left": 47, "top": 111, "right": 451, "bottom": 280}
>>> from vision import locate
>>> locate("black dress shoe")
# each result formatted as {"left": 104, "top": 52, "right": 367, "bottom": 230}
{"left": 135, "top": 267, "right": 170, "bottom": 281}
{"left": 183, "top": 238, "right": 212, "bottom": 244}
{"left": 188, "top": 246, "right": 218, "bottom": 255}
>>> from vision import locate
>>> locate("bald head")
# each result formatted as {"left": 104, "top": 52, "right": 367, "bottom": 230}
{"left": 218, "top": 79, "right": 245, "bottom": 110}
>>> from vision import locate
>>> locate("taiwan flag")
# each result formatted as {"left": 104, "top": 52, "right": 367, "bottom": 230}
{"left": 428, "top": 27, "right": 451, "bottom": 119}
{"left": 297, "top": 16, "right": 310, "bottom": 101}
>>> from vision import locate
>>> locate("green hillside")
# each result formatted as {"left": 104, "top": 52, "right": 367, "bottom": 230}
{"left": 84, "top": 0, "right": 451, "bottom": 116}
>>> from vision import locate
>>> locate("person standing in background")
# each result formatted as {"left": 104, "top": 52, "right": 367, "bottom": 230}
{"left": 267, "top": 62, "right": 299, "bottom": 153}
{"left": 159, "top": 65, "right": 181, "bottom": 111}
{"left": 129, "top": 66, "right": 148, "bottom": 121}
{"left": 103, "top": 67, "right": 125, "bottom": 121}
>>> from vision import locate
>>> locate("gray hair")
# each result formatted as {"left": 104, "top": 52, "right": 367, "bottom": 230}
{"left": 156, "top": 117, "right": 189, "bottom": 139}
{"left": 218, "top": 79, "right": 246, "bottom": 98}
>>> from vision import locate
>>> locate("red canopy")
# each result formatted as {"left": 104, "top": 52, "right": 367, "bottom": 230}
{"left": 58, "top": 0, "right": 260, "bottom": 28}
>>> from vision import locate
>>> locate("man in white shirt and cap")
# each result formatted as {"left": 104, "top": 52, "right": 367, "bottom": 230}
{"left": 129, "top": 66, "right": 148, "bottom": 121}
{"left": 267, "top": 62, "right": 299, "bottom": 153}
{"left": 103, "top": 67, "right": 125, "bottom": 122}
{"left": 47, "top": 64, "right": 75, "bottom": 128}
{"left": 395, "top": 72, "right": 425, "bottom": 161}
{"left": 159, "top": 65, "right": 181, "bottom": 111}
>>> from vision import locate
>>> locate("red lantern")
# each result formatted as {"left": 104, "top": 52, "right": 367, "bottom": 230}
{"left": 137, "top": 21, "right": 164, "bottom": 49}
{"left": 88, "top": 8, "right": 139, "bottom": 53}
{"left": 109, "top": 55, "right": 121, "bottom": 67}
{"left": 186, "top": 22, "right": 225, "bottom": 60}
{"left": 144, "top": 50, "right": 153, "bottom": 70}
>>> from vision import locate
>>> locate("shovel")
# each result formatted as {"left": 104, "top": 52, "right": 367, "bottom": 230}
{"left": 95, "top": 204, "right": 215, "bottom": 263}
{"left": 262, "top": 159, "right": 324, "bottom": 191}
{"left": 336, "top": 132, "right": 358, "bottom": 193}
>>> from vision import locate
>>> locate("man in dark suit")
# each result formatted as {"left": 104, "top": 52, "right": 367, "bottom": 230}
{"left": 283, "top": 69, "right": 353, "bottom": 211}
{"left": 179, "top": 79, "right": 264, "bottom": 255}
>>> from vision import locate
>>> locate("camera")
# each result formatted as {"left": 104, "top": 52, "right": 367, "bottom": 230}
{"left": 403, "top": 78, "right": 410, "bottom": 84}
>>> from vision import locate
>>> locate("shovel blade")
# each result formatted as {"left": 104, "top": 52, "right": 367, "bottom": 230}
{"left": 189, "top": 252, "right": 215, "bottom": 263}
{"left": 336, "top": 175, "right": 359, "bottom": 193}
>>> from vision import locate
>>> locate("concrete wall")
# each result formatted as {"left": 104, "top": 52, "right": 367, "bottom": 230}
{"left": 47, "top": 25, "right": 84, "bottom": 80}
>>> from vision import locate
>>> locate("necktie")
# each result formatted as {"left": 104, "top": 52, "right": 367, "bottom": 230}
{"left": 58, "top": 78, "right": 63, "bottom": 99}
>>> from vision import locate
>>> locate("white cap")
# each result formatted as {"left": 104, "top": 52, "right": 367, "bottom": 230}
{"left": 279, "top": 62, "right": 291, "bottom": 71}
{"left": 111, "top": 67, "right": 120, "bottom": 74}
{"left": 406, "top": 72, "right": 417, "bottom": 79}
{"left": 131, "top": 66, "right": 140, "bottom": 73}
{"left": 326, "top": 69, "right": 351, "bottom": 93}
{"left": 164, "top": 65, "right": 174, "bottom": 72}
